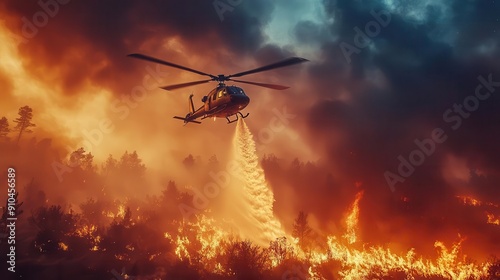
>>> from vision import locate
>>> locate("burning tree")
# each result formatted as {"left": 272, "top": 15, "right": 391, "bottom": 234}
{"left": 268, "top": 236, "right": 295, "bottom": 266}
{"left": 30, "top": 205, "right": 77, "bottom": 254}
{"left": 224, "top": 240, "right": 271, "bottom": 280}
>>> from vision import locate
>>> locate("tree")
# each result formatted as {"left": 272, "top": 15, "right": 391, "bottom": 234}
{"left": 292, "top": 211, "right": 312, "bottom": 251}
{"left": 268, "top": 237, "right": 295, "bottom": 266}
{"left": 13, "top": 105, "right": 36, "bottom": 144}
{"left": 208, "top": 155, "right": 219, "bottom": 166}
{"left": 183, "top": 154, "right": 195, "bottom": 168}
{"left": 102, "top": 154, "right": 118, "bottom": 175}
{"left": 225, "top": 240, "right": 270, "bottom": 279}
{"left": 119, "top": 151, "right": 146, "bottom": 177}
{"left": 69, "top": 147, "right": 95, "bottom": 171}
{"left": 162, "top": 180, "right": 179, "bottom": 201}
{"left": 79, "top": 198, "right": 105, "bottom": 226}
{"left": 30, "top": 205, "right": 77, "bottom": 253}
{"left": 0, "top": 117, "right": 9, "bottom": 140}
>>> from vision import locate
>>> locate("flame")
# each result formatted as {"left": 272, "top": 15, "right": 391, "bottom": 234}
{"left": 104, "top": 202, "right": 127, "bottom": 219}
{"left": 342, "top": 190, "right": 363, "bottom": 244}
{"left": 287, "top": 192, "right": 491, "bottom": 279}
{"left": 74, "top": 224, "right": 102, "bottom": 251}
{"left": 456, "top": 195, "right": 499, "bottom": 208}
{"left": 457, "top": 195, "right": 483, "bottom": 206}
{"left": 158, "top": 190, "right": 492, "bottom": 279}
{"left": 456, "top": 196, "right": 500, "bottom": 226}
{"left": 59, "top": 126, "right": 492, "bottom": 279}
{"left": 486, "top": 212, "right": 500, "bottom": 225}
{"left": 306, "top": 237, "right": 490, "bottom": 279}
{"left": 300, "top": 192, "right": 491, "bottom": 279}
{"left": 166, "top": 215, "right": 229, "bottom": 271}
{"left": 159, "top": 122, "right": 492, "bottom": 279}
{"left": 58, "top": 242, "right": 69, "bottom": 251}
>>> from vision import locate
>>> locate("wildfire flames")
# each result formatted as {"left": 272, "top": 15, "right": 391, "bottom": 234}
{"left": 342, "top": 190, "right": 363, "bottom": 245}
{"left": 148, "top": 120, "right": 494, "bottom": 279}
{"left": 158, "top": 189, "right": 492, "bottom": 279}
{"left": 29, "top": 120, "right": 491, "bottom": 279}
{"left": 3, "top": 119, "right": 498, "bottom": 279}
{"left": 456, "top": 195, "right": 500, "bottom": 226}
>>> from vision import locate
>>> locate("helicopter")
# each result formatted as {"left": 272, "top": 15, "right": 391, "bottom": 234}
{"left": 127, "top": 53, "right": 308, "bottom": 124}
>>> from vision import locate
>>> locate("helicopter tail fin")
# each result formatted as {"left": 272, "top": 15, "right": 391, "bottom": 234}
{"left": 188, "top": 94, "right": 195, "bottom": 114}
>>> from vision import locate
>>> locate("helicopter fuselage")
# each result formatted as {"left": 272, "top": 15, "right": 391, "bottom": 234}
{"left": 184, "top": 85, "right": 250, "bottom": 123}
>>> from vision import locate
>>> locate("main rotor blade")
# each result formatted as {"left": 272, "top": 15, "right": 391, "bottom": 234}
{"left": 160, "top": 80, "right": 212, "bottom": 91}
{"left": 228, "top": 57, "right": 308, "bottom": 78}
{"left": 128, "top": 53, "right": 215, "bottom": 78}
{"left": 230, "top": 79, "right": 289, "bottom": 90}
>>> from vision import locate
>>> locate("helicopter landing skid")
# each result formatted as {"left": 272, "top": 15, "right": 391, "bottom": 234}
{"left": 226, "top": 112, "right": 249, "bottom": 124}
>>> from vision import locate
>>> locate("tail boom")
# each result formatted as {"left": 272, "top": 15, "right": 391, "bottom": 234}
{"left": 173, "top": 116, "right": 201, "bottom": 124}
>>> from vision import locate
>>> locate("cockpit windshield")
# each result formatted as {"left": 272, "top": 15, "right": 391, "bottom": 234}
{"left": 226, "top": 86, "right": 246, "bottom": 96}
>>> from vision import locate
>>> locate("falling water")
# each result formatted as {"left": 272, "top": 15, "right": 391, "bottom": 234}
{"left": 223, "top": 118, "right": 284, "bottom": 245}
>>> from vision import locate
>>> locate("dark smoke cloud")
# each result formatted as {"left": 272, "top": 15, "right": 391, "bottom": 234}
{"left": 302, "top": 0, "right": 500, "bottom": 196}
{"left": 258, "top": 0, "right": 500, "bottom": 254}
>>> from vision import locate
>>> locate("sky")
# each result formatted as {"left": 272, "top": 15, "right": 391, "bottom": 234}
{"left": 0, "top": 0, "right": 499, "bottom": 261}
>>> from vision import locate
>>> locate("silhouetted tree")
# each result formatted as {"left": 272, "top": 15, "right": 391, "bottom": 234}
{"left": 13, "top": 105, "right": 36, "bottom": 144}
{"left": 225, "top": 240, "right": 270, "bottom": 280}
{"left": 0, "top": 117, "right": 9, "bottom": 140}
{"left": 100, "top": 220, "right": 131, "bottom": 257}
{"left": 30, "top": 205, "right": 77, "bottom": 253}
{"left": 69, "top": 147, "right": 95, "bottom": 171}
{"left": 290, "top": 158, "right": 303, "bottom": 173}
{"left": 123, "top": 206, "right": 132, "bottom": 227}
{"left": 119, "top": 151, "right": 146, "bottom": 177}
{"left": 162, "top": 180, "right": 179, "bottom": 201}
{"left": 292, "top": 211, "right": 312, "bottom": 251}
{"left": 79, "top": 198, "right": 105, "bottom": 226}
{"left": 102, "top": 154, "right": 118, "bottom": 175}
{"left": 183, "top": 154, "right": 195, "bottom": 168}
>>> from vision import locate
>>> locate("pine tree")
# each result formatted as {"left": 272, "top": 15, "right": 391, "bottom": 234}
{"left": 69, "top": 147, "right": 95, "bottom": 172}
{"left": 292, "top": 211, "right": 312, "bottom": 250}
{"left": 0, "top": 117, "right": 9, "bottom": 140}
{"left": 13, "top": 105, "right": 36, "bottom": 144}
